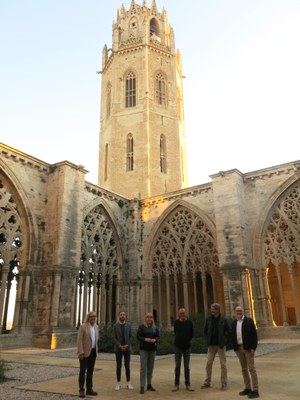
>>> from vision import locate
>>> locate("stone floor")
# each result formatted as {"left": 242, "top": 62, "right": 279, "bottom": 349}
{"left": 1, "top": 339, "right": 300, "bottom": 399}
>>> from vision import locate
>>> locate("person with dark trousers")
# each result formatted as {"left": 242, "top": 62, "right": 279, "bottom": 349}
{"left": 201, "top": 302, "right": 231, "bottom": 390}
{"left": 137, "top": 312, "right": 160, "bottom": 394}
{"left": 113, "top": 310, "right": 133, "bottom": 390}
{"left": 232, "top": 305, "right": 260, "bottom": 399}
{"left": 77, "top": 311, "right": 98, "bottom": 398}
{"left": 172, "top": 308, "right": 194, "bottom": 392}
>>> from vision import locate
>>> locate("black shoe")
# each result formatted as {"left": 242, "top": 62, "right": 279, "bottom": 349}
{"left": 147, "top": 384, "right": 156, "bottom": 391}
{"left": 140, "top": 387, "right": 144, "bottom": 394}
{"left": 79, "top": 389, "right": 85, "bottom": 398}
{"left": 240, "top": 389, "right": 252, "bottom": 396}
{"left": 86, "top": 389, "right": 98, "bottom": 396}
{"left": 248, "top": 391, "right": 260, "bottom": 399}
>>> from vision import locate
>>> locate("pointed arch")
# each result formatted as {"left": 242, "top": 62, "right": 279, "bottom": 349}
{"left": 144, "top": 200, "right": 224, "bottom": 327}
{"left": 155, "top": 72, "right": 167, "bottom": 106}
{"left": 257, "top": 177, "right": 300, "bottom": 326}
{"left": 78, "top": 200, "right": 124, "bottom": 326}
{"left": 125, "top": 70, "right": 136, "bottom": 108}
{"left": 0, "top": 165, "right": 39, "bottom": 333}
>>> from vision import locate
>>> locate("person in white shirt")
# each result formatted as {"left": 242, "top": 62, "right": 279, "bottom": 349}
{"left": 77, "top": 311, "right": 99, "bottom": 398}
{"left": 231, "top": 306, "right": 259, "bottom": 399}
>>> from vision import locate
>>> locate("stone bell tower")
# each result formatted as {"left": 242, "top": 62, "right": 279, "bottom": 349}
{"left": 98, "top": 0, "right": 188, "bottom": 199}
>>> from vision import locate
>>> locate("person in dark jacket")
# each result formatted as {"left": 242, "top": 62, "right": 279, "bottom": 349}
{"left": 137, "top": 312, "right": 160, "bottom": 394}
{"left": 232, "top": 306, "right": 259, "bottom": 399}
{"left": 113, "top": 310, "right": 133, "bottom": 390}
{"left": 201, "top": 302, "right": 231, "bottom": 390}
{"left": 172, "top": 308, "right": 194, "bottom": 392}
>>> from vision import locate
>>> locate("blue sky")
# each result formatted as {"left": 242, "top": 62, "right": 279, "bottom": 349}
{"left": 1, "top": 0, "right": 300, "bottom": 187}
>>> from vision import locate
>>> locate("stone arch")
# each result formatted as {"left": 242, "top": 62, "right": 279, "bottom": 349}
{"left": 77, "top": 199, "right": 124, "bottom": 326}
{"left": 259, "top": 177, "right": 300, "bottom": 326}
{"left": 145, "top": 200, "right": 224, "bottom": 327}
{"left": 0, "top": 165, "right": 38, "bottom": 333}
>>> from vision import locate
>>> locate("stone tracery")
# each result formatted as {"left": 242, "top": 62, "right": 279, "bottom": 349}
{"left": 151, "top": 206, "right": 224, "bottom": 326}
{"left": 78, "top": 204, "right": 120, "bottom": 325}
{"left": 264, "top": 180, "right": 300, "bottom": 326}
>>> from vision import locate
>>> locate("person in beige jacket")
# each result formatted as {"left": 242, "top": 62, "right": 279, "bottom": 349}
{"left": 77, "top": 311, "right": 99, "bottom": 398}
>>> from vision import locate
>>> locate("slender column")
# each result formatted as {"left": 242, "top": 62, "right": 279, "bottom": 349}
{"left": 174, "top": 275, "right": 178, "bottom": 314}
{"left": 158, "top": 275, "right": 162, "bottom": 326}
{"left": 0, "top": 267, "right": 9, "bottom": 330}
{"left": 288, "top": 265, "right": 300, "bottom": 324}
{"left": 192, "top": 272, "right": 198, "bottom": 314}
{"left": 108, "top": 277, "right": 113, "bottom": 324}
{"left": 101, "top": 282, "right": 106, "bottom": 324}
{"left": 166, "top": 274, "right": 171, "bottom": 327}
{"left": 182, "top": 274, "right": 189, "bottom": 314}
{"left": 275, "top": 265, "right": 288, "bottom": 325}
{"left": 201, "top": 271, "right": 208, "bottom": 315}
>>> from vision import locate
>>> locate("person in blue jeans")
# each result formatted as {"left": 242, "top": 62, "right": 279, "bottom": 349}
{"left": 113, "top": 310, "right": 134, "bottom": 390}
{"left": 172, "top": 308, "right": 194, "bottom": 392}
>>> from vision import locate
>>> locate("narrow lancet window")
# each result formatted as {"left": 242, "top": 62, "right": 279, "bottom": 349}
{"left": 125, "top": 72, "right": 136, "bottom": 108}
{"left": 127, "top": 134, "right": 134, "bottom": 171}
{"left": 160, "top": 135, "right": 167, "bottom": 173}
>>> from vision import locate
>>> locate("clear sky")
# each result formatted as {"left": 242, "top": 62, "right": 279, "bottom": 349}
{"left": 1, "top": 0, "right": 300, "bottom": 187}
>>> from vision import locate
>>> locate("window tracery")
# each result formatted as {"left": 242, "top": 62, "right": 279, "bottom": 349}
{"left": 264, "top": 181, "right": 300, "bottom": 265}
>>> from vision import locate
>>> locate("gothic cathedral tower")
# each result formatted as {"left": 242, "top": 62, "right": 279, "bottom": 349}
{"left": 98, "top": 0, "right": 188, "bottom": 199}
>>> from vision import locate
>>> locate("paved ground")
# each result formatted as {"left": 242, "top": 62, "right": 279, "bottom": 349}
{"left": 1, "top": 339, "right": 300, "bottom": 399}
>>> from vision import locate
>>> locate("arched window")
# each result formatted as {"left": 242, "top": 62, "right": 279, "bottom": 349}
{"left": 127, "top": 134, "right": 134, "bottom": 171}
{"left": 106, "top": 82, "right": 112, "bottom": 118}
{"left": 155, "top": 73, "right": 166, "bottom": 106}
{"left": 150, "top": 18, "right": 159, "bottom": 37}
{"left": 160, "top": 134, "right": 167, "bottom": 173}
{"left": 125, "top": 72, "right": 136, "bottom": 108}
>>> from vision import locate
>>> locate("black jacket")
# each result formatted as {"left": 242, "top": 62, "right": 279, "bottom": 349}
{"left": 137, "top": 324, "right": 160, "bottom": 351}
{"left": 231, "top": 315, "right": 257, "bottom": 351}
{"left": 204, "top": 314, "right": 231, "bottom": 349}
{"left": 174, "top": 319, "right": 194, "bottom": 349}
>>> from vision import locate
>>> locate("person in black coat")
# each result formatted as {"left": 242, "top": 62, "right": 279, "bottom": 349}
{"left": 113, "top": 310, "right": 133, "bottom": 390}
{"left": 137, "top": 312, "right": 160, "bottom": 394}
{"left": 172, "top": 308, "right": 194, "bottom": 392}
{"left": 201, "top": 302, "right": 231, "bottom": 390}
{"left": 232, "top": 306, "right": 259, "bottom": 399}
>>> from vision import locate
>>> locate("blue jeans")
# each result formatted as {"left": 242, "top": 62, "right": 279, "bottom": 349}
{"left": 115, "top": 349, "right": 131, "bottom": 382}
{"left": 174, "top": 346, "right": 191, "bottom": 386}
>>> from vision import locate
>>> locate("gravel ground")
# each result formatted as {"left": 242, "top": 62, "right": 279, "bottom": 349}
{"left": 0, "top": 343, "right": 297, "bottom": 400}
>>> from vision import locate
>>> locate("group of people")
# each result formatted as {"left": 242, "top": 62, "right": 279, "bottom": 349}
{"left": 76, "top": 303, "right": 259, "bottom": 399}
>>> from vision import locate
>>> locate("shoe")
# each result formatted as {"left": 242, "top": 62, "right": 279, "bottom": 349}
{"left": 147, "top": 384, "right": 156, "bottom": 391}
{"left": 248, "top": 391, "right": 260, "bottom": 398}
{"left": 201, "top": 383, "right": 211, "bottom": 389}
{"left": 115, "top": 383, "right": 121, "bottom": 390}
{"left": 127, "top": 382, "right": 134, "bottom": 389}
{"left": 79, "top": 389, "right": 85, "bottom": 398}
{"left": 86, "top": 389, "right": 98, "bottom": 396}
{"left": 186, "top": 385, "right": 194, "bottom": 391}
{"left": 240, "top": 389, "right": 252, "bottom": 396}
{"left": 172, "top": 385, "right": 179, "bottom": 392}
{"left": 140, "top": 386, "right": 144, "bottom": 394}
{"left": 221, "top": 384, "right": 228, "bottom": 391}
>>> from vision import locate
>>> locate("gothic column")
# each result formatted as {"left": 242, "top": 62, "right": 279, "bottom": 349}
{"left": 275, "top": 265, "right": 288, "bottom": 325}
{"left": 288, "top": 264, "right": 300, "bottom": 324}
{"left": 165, "top": 274, "right": 171, "bottom": 327}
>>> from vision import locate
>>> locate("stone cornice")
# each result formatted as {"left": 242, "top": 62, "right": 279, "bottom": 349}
{"left": 85, "top": 181, "right": 129, "bottom": 204}
{"left": 0, "top": 142, "right": 49, "bottom": 173}
{"left": 142, "top": 182, "right": 212, "bottom": 208}
{"left": 243, "top": 161, "right": 300, "bottom": 182}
